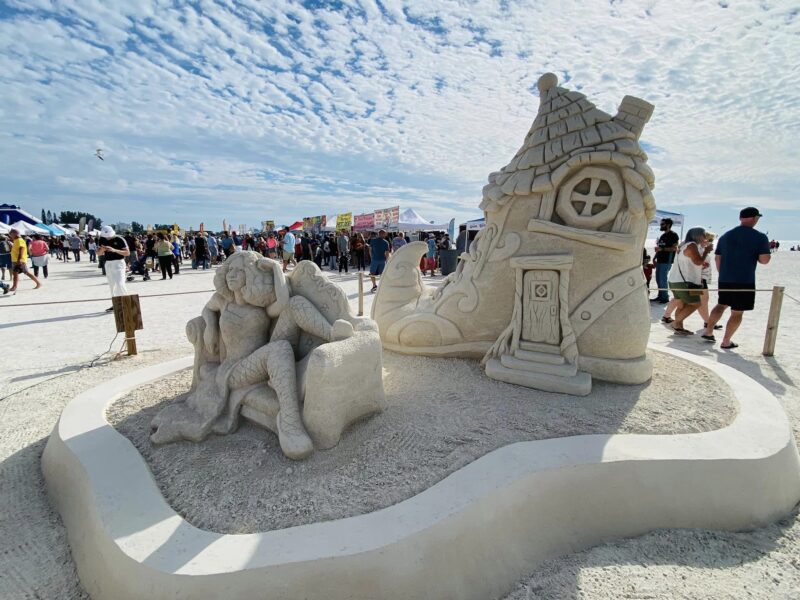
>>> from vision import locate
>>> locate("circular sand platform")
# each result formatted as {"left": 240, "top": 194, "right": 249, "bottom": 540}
{"left": 41, "top": 345, "right": 800, "bottom": 600}
{"left": 107, "top": 351, "right": 736, "bottom": 534}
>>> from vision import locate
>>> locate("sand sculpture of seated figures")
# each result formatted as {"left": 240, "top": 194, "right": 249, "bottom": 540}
{"left": 151, "top": 252, "right": 384, "bottom": 460}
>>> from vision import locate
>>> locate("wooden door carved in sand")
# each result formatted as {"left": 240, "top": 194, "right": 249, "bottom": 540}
{"left": 521, "top": 270, "right": 560, "bottom": 345}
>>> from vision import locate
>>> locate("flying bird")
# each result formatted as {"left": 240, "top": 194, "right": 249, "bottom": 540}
{"left": 95, "top": 149, "right": 104, "bottom": 161}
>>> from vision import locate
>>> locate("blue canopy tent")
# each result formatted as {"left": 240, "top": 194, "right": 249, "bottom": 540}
{"left": 0, "top": 203, "right": 40, "bottom": 226}
{"left": 38, "top": 223, "right": 68, "bottom": 236}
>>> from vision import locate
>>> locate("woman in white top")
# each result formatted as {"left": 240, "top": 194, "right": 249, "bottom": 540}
{"left": 697, "top": 230, "right": 720, "bottom": 331}
{"left": 667, "top": 227, "right": 712, "bottom": 335}
{"left": 661, "top": 230, "right": 720, "bottom": 330}
{"left": 87, "top": 238, "right": 97, "bottom": 263}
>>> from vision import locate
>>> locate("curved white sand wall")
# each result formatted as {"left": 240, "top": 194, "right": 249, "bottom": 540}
{"left": 43, "top": 346, "right": 800, "bottom": 600}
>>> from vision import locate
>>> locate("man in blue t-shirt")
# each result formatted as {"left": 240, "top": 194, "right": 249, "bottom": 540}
{"left": 368, "top": 229, "right": 390, "bottom": 292}
{"left": 281, "top": 230, "right": 296, "bottom": 272}
{"left": 392, "top": 232, "right": 407, "bottom": 251}
{"left": 702, "top": 207, "right": 771, "bottom": 349}
{"left": 219, "top": 231, "right": 234, "bottom": 258}
{"left": 232, "top": 231, "right": 243, "bottom": 253}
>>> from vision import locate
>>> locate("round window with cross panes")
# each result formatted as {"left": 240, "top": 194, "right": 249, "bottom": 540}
{"left": 555, "top": 166, "right": 623, "bottom": 229}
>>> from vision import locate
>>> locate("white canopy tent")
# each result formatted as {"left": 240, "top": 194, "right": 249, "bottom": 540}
{"left": 395, "top": 208, "right": 449, "bottom": 232}
{"left": 648, "top": 209, "right": 685, "bottom": 238}
{"left": 10, "top": 220, "right": 49, "bottom": 235}
{"left": 0, "top": 222, "right": 10, "bottom": 234}
{"left": 464, "top": 217, "right": 485, "bottom": 231}
{"left": 58, "top": 225, "right": 78, "bottom": 236}
{"left": 321, "top": 215, "right": 338, "bottom": 232}
{"left": 459, "top": 217, "right": 486, "bottom": 252}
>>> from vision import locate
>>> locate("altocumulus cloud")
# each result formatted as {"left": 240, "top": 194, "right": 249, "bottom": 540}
{"left": 0, "top": 0, "right": 798, "bottom": 233}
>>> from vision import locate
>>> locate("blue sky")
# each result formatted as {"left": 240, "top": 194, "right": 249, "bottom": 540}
{"left": 0, "top": 0, "right": 798, "bottom": 237}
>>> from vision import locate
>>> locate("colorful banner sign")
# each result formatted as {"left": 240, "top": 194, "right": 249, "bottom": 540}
{"left": 354, "top": 213, "right": 375, "bottom": 231}
{"left": 301, "top": 216, "right": 326, "bottom": 233}
{"left": 265, "top": 220, "right": 275, "bottom": 231}
{"left": 373, "top": 208, "right": 388, "bottom": 228}
{"left": 373, "top": 206, "right": 399, "bottom": 228}
{"left": 336, "top": 213, "right": 352, "bottom": 231}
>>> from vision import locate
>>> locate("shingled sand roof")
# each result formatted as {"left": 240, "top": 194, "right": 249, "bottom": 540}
{"left": 490, "top": 73, "right": 653, "bottom": 199}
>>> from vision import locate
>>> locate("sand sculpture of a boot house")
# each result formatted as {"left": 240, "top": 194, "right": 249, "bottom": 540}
{"left": 372, "top": 73, "right": 656, "bottom": 395}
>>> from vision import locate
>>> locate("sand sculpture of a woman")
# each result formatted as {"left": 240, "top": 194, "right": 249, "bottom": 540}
{"left": 150, "top": 251, "right": 356, "bottom": 460}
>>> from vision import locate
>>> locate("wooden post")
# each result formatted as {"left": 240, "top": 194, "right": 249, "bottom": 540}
{"left": 358, "top": 272, "right": 364, "bottom": 316}
{"left": 762, "top": 285, "right": 784, "bottom": 357}
{"left": 112, "top": 294, "right": 143, "bottom": 356}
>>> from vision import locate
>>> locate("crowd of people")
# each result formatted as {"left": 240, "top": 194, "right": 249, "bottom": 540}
{"left": 179, "top": 228, "right": 454, "bottom": 292}
{"left": 646, "top": 207, "right": 772, "bottom": 350}
{"left": 0, "top": 206, "right": 782, "bottom": 353}
{"left": 0, "top": 224, "right": 455, "bottom": 298}
{"left": 0, "top": 228, "right": 43, "bottom": 294}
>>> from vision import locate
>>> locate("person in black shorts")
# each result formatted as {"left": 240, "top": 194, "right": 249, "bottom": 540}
{"left": 701, "top": 207, "right": 771, "bottom": 349}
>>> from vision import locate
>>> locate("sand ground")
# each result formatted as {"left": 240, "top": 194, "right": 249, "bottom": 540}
{"left": 1, "top": 253, "right": 799, "bottom": 599}
{"left": 107, "top": 351, "right": 733, "bottom": 534}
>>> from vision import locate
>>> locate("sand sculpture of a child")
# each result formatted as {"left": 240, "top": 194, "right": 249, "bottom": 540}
{"left": 150, "top": 251, "right": 354, "bottom": 460}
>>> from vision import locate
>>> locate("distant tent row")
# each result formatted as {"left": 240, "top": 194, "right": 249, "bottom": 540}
{"left": 285, "top": 208, "right": 450, "bottom": 233}
{"left": 6, "top": 221, "right": 50, "bottom": 235}
{"left": 0, "top": 204, "right": 78, "bottom": 237}
{"left": 394, "top": 208, "right": 450, "bottom": 232}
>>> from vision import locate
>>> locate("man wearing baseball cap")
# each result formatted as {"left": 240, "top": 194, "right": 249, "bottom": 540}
{"left": 701, "top": 207, "right": 770, "bottom": 349}
{"left": 97, "top": 225, "right": 130, "bottom": 311}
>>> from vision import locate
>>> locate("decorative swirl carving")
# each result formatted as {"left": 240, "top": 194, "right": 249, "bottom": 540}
{"left": 455, "top": 279, "right": 481, "bottom": 313}
{"left": 489, "top": 232, "right": 521, "bottom": 262}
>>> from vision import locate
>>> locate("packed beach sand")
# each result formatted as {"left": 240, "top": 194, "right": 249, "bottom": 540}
{"left": 1, "top": 254, "right": 799, "bottom": 599}
{"left": 107, "top": 350, "right": 734, "bottom": 535}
